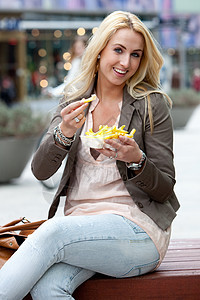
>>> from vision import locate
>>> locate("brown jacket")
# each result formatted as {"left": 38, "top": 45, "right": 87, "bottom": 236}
{"left": 31, "top": 85, "right": 180, "bottom": 231}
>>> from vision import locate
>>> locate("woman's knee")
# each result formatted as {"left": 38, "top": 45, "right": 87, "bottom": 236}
{"left": 26, "top": 218, "right": 63, "bottom": 252}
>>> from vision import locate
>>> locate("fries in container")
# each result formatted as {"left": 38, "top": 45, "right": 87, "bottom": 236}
{"left": 81, "top": 125, "right": 136, "bottom": 149}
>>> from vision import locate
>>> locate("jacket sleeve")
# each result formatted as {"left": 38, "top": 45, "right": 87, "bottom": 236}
{"left": 127, "top": 93, "right": 176, "bottom": 204}
{"left": 31, "top": 99, "right": 70, "bottom": 180}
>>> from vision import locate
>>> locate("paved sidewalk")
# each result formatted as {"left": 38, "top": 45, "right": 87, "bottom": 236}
{"left": 1, "top": 100, "right": 200, "bottom": 239}
{"left": 172, "top": 105, "right": 200, "bottom": 238}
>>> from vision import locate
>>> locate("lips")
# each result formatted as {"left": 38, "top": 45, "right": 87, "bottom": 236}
{"left": 113, "top": 67, "right": 127, "bottom": 75}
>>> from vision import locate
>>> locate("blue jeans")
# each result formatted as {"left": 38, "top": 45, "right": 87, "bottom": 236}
{"left": 0, "top": 214, "right": 159, "bottom": 300}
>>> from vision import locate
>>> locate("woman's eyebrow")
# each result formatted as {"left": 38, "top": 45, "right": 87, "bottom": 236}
{"left": 132, "top": 49, "right": 143, "bottom": 52}
{"left": 113, "top": 43, "right": 126, "bottom": 49}
{"left": 114, "top": 43, "right": 143, "bottom": 52}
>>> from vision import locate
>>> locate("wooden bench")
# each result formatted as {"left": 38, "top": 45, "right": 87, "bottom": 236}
{"left": 24, "top": 239, "right": 200, "bottom": 300}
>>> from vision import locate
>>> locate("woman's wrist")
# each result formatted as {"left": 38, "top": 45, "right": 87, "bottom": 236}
{"left": 59, "top": 122, "right": 75, "bottom": 139}
{"left": 126, "top": 150, "right": 146, "bottom": 171}
{"left": 54, "top": 123, "right": 76, "bottom": 147}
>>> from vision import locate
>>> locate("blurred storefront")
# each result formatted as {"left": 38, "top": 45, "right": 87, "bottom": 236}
{"left": 158, "top": 0, "right": 200, "bottom": 89}
{"left": 1, "top": 0, "right": 200, "bottom": 101}
{"left": 0, "top": 12, "right": 26, "bottom": 101}
{"left": 0, "top": 0, "right": 159, "bottom": 101}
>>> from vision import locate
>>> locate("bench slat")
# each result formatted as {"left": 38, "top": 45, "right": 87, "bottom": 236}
{"left": 168, "top": 239, "right": 200, "bottom": 249}
{"left": 73, "top": 275, "right": 200, "bottom": 300}
{"left": 165, "top": 251, "right": 199, "bottom": 259}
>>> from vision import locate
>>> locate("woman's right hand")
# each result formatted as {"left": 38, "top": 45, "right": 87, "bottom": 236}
{"left": 60, "top": 100, "right": 89, "bottom": 138}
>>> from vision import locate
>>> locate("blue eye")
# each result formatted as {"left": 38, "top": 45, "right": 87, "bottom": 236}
{"left": 114, "top": 48, "right": 122, "bottom": 53}
{"left": 131, "top": 52, "right": 140, "bottom": 58}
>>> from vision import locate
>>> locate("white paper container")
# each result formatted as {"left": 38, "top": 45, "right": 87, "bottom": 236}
{"left": 81, "top": 136, "right": 119, "bottom": 149}
{"left": 81, "top": 136, "right": 104, "bottom": 149}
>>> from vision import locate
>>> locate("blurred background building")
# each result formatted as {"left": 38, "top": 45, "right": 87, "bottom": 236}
{"left": 0, "top": 0, "right": 200, "bottom": 102}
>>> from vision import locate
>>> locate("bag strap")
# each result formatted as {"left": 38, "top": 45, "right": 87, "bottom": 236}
{"left": 0, "top": 219, "right": 46, "bottom": 234}
{"left": 3, "top": 217, "right": 25, "bottom": 227}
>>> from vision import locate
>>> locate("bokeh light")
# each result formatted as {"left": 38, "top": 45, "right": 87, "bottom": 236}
{"left": 31, "top": 29, "right": 40, "bottom": 37}
{"left": 38, "top": 48, "right": 47, "bottom": 57}
{"left": 54, "top": 30, "right": 62, "bottom": 38}
{"left": 92, "top": 27, "right": 98, "bottom": 34}
{"left": 64, "top": 62, "right": 72, "bottom": 71}
{"left": 63, "top": 52, "right": 71, "bottom": 61}
{"left": 40, "top": 79, "right": 48, "bottom": 88}
{"left": 39, "top": 65, "right": 47, "bottom": 74}
{"left": 77, "top": 27, "right": 85, "bottom": 36}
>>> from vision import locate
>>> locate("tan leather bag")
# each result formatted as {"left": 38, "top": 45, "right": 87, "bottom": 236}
{"left": 0, "top": 217, "right": 46, "bottom": 269}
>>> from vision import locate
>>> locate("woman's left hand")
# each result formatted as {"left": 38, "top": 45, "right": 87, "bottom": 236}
{"left": 97, "top": 135, "right": 142, "bottom": 163}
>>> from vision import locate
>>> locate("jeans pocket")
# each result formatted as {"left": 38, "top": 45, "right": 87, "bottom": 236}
{"left": 122, "top": 217, "right": 145, "bottom": 234}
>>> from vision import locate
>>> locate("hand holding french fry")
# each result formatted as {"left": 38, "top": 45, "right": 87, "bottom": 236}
{"left": 60, "top": 94, "right": 96, "bottom": 138}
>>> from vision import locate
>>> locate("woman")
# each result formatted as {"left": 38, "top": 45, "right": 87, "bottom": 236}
{"left": 0, "top": 11, "right": 180, "bottom": 300}
{"left": 45, "top": 35, "right": 88, "bottom": 98}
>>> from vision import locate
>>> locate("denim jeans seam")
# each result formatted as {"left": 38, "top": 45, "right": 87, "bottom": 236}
{"left": 121, "top": 216, "right": 147, "bottom": 235}
{"left": 56, "top": 236, "right": 137, "bottom": 260}
{"left": 65, "top": 267, "right": 83, "bottom": 294}
{"left": 122, "top": 258, "right": 159, "bottom": 276}
{"left": 58, "top": 237, "right": 122, "bottom": 251}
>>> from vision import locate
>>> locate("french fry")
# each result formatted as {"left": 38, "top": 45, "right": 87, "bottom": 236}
{"left": 85, "top": 125, "right": 136, "bottom": 139}
{"left": 83, "top": 94, "right": 97, "bottom": 103}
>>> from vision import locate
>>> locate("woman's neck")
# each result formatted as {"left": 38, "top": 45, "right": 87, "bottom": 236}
{"left": 96, "top": 79, "right": 125, "bottom": 104}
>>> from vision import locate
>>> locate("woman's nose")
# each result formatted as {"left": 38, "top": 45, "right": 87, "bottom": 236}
{"left": 120, "top": 54, "right": 130, "bottom": 68}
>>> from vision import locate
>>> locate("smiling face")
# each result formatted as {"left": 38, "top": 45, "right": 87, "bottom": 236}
{"left": 97, "top": 28, "right": 144, "bottom": 90}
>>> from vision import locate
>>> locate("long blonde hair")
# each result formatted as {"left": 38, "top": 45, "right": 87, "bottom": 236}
{"left": 64, "top": 11, "right": 172, "bottom": 131}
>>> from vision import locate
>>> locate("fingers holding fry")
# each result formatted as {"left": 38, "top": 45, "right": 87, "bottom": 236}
{"left": 61, "top": 94, "right": 96, "bottom": 121}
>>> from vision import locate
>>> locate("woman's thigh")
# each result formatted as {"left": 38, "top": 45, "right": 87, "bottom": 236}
{"left": 28, "top": 214, "right": 159, "bottom": 278}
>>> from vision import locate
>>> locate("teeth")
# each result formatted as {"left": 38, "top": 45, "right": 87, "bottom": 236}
{"left": 114, "top": 68, "right": 126, "bottom": 74}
